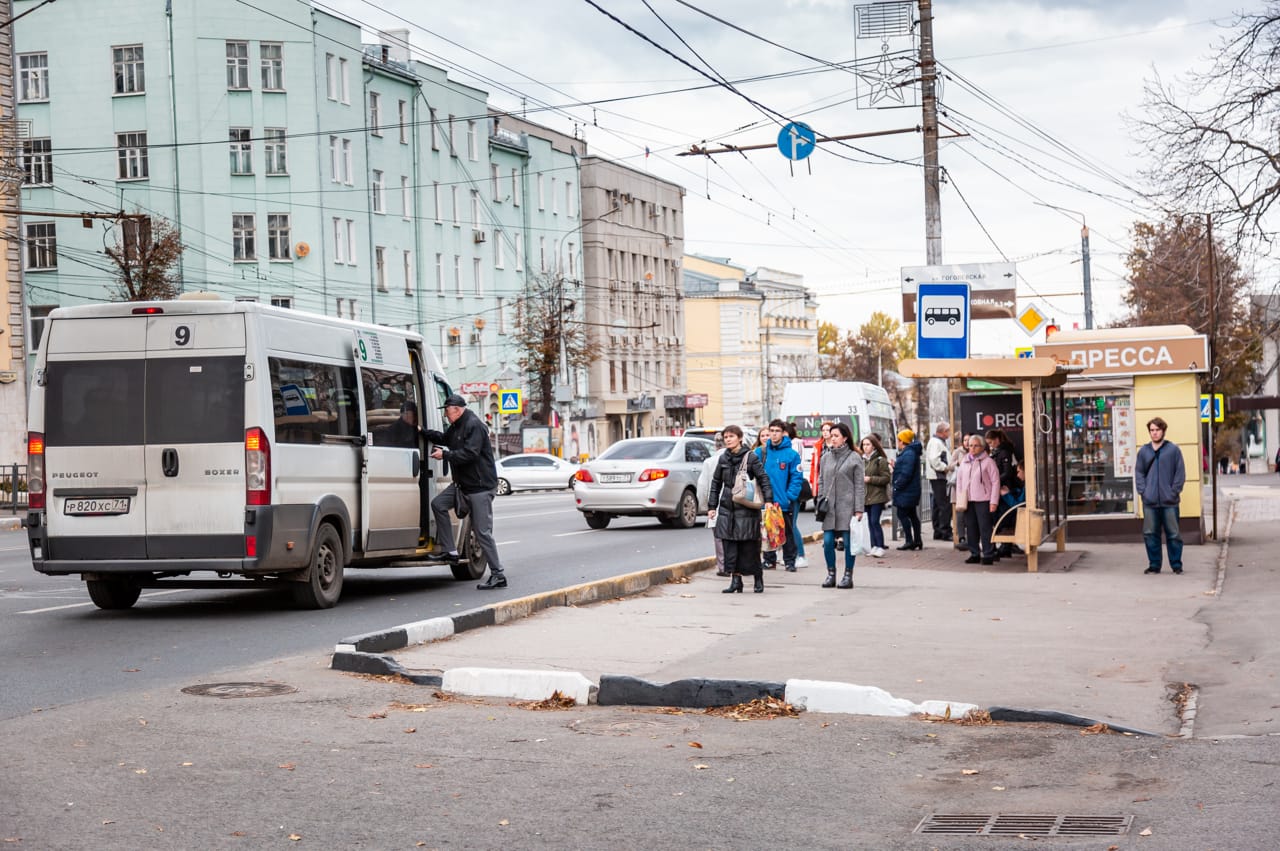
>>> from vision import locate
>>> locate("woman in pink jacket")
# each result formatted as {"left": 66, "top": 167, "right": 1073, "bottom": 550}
{"left": 955, "top": 434, "right": 1001, "bottom": 565}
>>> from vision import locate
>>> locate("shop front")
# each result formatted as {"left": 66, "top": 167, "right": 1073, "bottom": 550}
{"left": 1036, "top": 326, "right": 1208, "bottom": 544}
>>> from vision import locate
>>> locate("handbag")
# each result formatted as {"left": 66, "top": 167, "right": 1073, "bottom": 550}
{"left": 799, "top": 477, "right": 814, "bottom": 504}
{"left": 813, "top": 495, "right": 830, "bottom": 523}
{"left": 454, "top": 487, "right": 472, "bottom": 519}
{"left": 731, "top": 454, "right": 765, "bottom": 509}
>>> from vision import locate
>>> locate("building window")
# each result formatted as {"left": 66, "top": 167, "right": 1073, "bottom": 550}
{"left": 514, "top": 232, "right": 524, "bottom": 271}
{"left": 335, "top": 297, "right": 359, "bottom": 321}
{"left": 435, "top": 252, "right": 444, "bottom": 294}
{"left": 24, "top": 222, "right": 57, "bottom": 270}
{"left": 112, "top": 45, "right": 145, "bottom": 95}
{"left": 566, "top": 182, "right": 574, "bottom": 217}
{"left": 27, "top": 305, "right": 56, "bottom": 353}
{"left": 453, "top": 254, "right": 462, "bottom": 296}
{"left": 451, "top": 186, "right": 459, "bottom": 226}
{"left": 466, "top": 120, "right": 478, "bottom": 160}
{"left": 21, "top": 138, "right": 52, "bottom": 186}
{"left": 473, "top": 257, "right": 483, "bottom": 295}
{"left": 447, "top": 115, "right": 456, "bottom": 156}
{"left": 232, "top": 214, "right": 256, "bottom": 261}
{"left": 470, "top": 189, "right": 480, "bottom": 228}
{"left": 497, "top": 297, "right": 506, "bottom": 334}
{"left": 429, "top": 108, "right": 439, "bottom": 150}
{"left": 537, "top": 173, "right": 545, "bottom": 210}
{"left": 226, "top": 41, "right": 249, "bottom": 89}
{"left": 375, "top": 246, "right": 387, "bottom": 291}
{"left": 18, "top": 53, "right": 48, "bottom": 102}
{"left": 325, "top": 53, "right": 337, "bottom": 100}
{"left": 433, "top": 182, "right": 442, "bottom": 223}
{"left": 494, "top": 229, "right": 504, "bottom": 269}
{"left": 260, "top": 42, "right": 283, "bottom": 90}
{"left": 491, "top": 163, "right": 500, "bottom": 200}
{"left": 539, "top": 236, "right": 547, "bottom": 272}
{"left": 270, "top": 296, "right": 293, "bottom": 309}
{"left": 401, "top": 176, "right": 411, "bottom": 220}
{"left": 372, "top": 170, "right": 385, "bottom": 213}
{"left": 116, "top": 132, "right": 148, "bottom": 180}
{"left": 346, "top": 219, "right": 357, "bottom": 266}
{"left": 264, "top": 128, "right": 287, "bottom": 174}
{"left": 229, "top": 127, "right": 252, "bottom": 175}
{"left": 338, "top": 57, "right": 349, "bottom": 103}
{"left": 368, "top": 91, "right": 382, "bottom": 136}
{"left": 551, "top": 177, "right": 558, "bottom": 214}
{"left": 267, "top": 213, "right": 291, "bottom": 261}
{"left": 403, "top": 250, "right": 413, "bottom": 294}
{"left": 511, "top": 169, "right": 520, "bottom": 206}
{"left": 567, "top": 242, "right": 575, "bottom": 277}
{"left": 122, "top": 216, "right": 152, "bottom": 261}
{"left": 398, "top": 100, "right": 408, "bottom": 143}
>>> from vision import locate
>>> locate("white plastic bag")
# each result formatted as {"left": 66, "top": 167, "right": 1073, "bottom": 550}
{"left": 850, "top": 513, "right": 872, "bottom": 556}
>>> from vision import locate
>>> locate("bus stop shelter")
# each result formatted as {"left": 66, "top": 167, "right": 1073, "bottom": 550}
{"left": 899, "top": 358, "right": 1082, "bottom": 572}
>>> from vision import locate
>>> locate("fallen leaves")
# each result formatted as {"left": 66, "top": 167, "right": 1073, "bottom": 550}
{"left": 1139, "top": 827, "right": 1153, "bottom": 836}
{"left": 704, "top": 696, "right": 798, "bottom": 721}
{"left": 388, "top": 701, "right": 434, "bottom": 713}
{"left": 688, "top": 741, "right": 703, "bottom": 749}
{"left": 961, "top": 769, "right": 979, "bottom": 776}
{"left": 278, "top": 763, "right": 296, "bottom": 771}
{"left": 414, "top": 763, "right": 434, "bottom": 769}
{"left": 403, "top": 727, "right": 417, "bottom": 734}
{"left": 122, "top": 668, "right": 140, "bottom": 673}
{"left": 693, "top": 764, "right": 710, "bottom": 770}
{"left": 511, "top": 690, "right": 577, "bottom": 711}
{"left": 497, "top": 819, "right": 509, "bottom": 826}
{"left": 919, "top": 708, "right": 995, "bottom": 726}
{"left": 1080, "top": 722, "right": 1112, "bottom": 735}
{"left": 366, "top": 711, "right": 388, "bottom": 720}
{"left": 288, "top": 833, "right": 302, "bottom": 841}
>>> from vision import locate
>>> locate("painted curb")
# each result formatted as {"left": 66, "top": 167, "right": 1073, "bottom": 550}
{"left": 328, "top": 646, "right": 442, "bottom": 686}
{"left": 785, "top": 679, "right": 978, "bottom": 718}
{"left": 0, "top": 517, "right": 23, "bottom": 532}
{"left": 986, "top": 706, "right": 1159, "bottom": 737}
{"left": 441, "top": 667, "right": 596, "bottom": 705}
{"left": 597, "top": 674, "right": 784, "bottom": 707}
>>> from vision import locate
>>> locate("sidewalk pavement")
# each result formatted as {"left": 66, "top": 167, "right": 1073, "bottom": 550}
{"left": 334, "top": 483, "right": 1280, "bottom": 737}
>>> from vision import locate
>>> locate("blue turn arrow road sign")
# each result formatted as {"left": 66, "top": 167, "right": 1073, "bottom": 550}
{"left": 777, "top": 121, "right": 816, "bottom": 161}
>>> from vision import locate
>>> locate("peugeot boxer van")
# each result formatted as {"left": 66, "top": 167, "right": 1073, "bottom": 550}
{"left": 26, "top": 296, "right": 481, "bottom": 610}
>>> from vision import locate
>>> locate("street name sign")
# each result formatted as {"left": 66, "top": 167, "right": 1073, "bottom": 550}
{"left": 901, "top": 261, "right": 1016, "bottom": 322}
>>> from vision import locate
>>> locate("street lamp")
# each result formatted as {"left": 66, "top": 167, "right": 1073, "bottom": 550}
{"left": 1035, "top": 202, "right": 1093, "bottom": 330}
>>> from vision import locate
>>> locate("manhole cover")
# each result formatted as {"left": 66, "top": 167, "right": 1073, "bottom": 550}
{"left": 569, "top": 717, "right": 695, "bottom": 736}
{"left": 915, "top": 813, "right": 1133, "bottom": 836}
{"left": 181, "top": 682, "right": 298, "bottom": 699}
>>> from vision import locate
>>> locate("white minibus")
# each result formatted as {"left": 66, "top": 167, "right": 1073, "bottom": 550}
{"left": 25, "top": 297, "right": 480, "bottom": 610}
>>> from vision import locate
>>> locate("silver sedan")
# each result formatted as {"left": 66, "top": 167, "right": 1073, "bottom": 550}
{"left": 573, "top": 436, "right": 715, "bottom": 529}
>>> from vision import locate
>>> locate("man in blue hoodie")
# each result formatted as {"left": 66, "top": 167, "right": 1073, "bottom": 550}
{"left": 1134, "top": 416, "right": 1185, "bottom": 574}
{"left": 757, "top": 419, "right": 804, "bottom": 572}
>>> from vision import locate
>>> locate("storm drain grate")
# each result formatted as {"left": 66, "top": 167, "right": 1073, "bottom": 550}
{"left": 915, "top": 813, "right": 1133, "bottom": 836}
{"left": 181, "top": 682, "right": 298, "bottom": 699}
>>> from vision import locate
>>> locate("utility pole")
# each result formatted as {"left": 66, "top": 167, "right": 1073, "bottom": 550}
{"left": 916, "top": 0, "right": 941, "bottom": 435}
{"left": 1080, "top": 222, "right": 1093, "bottom": 329}
{"left": 1206, "top": 213, "right": 1219, "bottom": 539}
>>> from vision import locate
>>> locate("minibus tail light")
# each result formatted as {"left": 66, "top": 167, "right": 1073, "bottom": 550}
{"left": 27, "top": 432, "right": 45, "bottom": 511}
{"left": 245, "top": 428, "right": 270, "bottom": 506}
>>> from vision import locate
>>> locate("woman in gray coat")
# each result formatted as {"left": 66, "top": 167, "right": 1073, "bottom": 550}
{"left": 817, "top": 422, "right": 866, "bottom": 588}
{"left": 708, "top": 425, "right": 774, "bottom": 593}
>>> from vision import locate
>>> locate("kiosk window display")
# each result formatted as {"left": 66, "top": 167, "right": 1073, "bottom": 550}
{"left": 1063, "top": 393, "right": 1135, "bottom": 515}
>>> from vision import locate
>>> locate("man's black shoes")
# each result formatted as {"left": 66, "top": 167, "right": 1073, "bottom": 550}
{"left": 425, "top": 550, "right": 460, "bottom": 564}
{"left": 964, "top": 556, "right": 981, "bottom": 564}
{"left": 477, "top": 573, "right": 507, "bottom": 590}
{"left": 1144, "top": 567, "right": 1160, "bottom": 574}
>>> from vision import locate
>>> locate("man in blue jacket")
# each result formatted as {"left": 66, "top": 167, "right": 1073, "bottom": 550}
{"left": 1134, "top": 416, "right": 1185, "bottom": 575}
{"left": 756, "top": 419, "right": 804, "bottom": 572}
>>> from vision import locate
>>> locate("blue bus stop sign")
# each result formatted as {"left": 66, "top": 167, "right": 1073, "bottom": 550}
{"left": 915, "top": 282, "right": 970, "bottom": 359}
{"left": 777, "top": 122, "right": 816, "bottom": 161}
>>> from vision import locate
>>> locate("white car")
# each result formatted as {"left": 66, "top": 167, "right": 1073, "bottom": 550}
{"left": 494, "top": 454, "right": 581, "bottom": 495}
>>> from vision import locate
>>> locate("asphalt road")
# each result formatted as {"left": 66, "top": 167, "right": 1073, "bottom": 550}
{"left": 0, "top": 490, "right": 718, "bottom": 720}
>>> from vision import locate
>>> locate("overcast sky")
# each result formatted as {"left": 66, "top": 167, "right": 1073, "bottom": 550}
{"left": 325, "top": 0, "right": 1258, "bottom": 351}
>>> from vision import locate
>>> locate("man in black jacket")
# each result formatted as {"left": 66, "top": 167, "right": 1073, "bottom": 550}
{"left": 423, "top": 394, "right": 506, "bottom": 589}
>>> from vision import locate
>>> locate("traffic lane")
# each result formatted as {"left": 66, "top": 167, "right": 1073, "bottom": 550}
{"left": 0, "top": 495, "right": 718, "bottom": 720}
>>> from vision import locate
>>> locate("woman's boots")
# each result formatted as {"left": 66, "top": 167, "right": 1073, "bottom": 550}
{"left": 753, "top": 572, "right": 764, "bottom": 593}
{"left": 722, "top": 574, "right": 744, "bottom": 594}
{"left": 837, "top": 569, "right": 854, "bottom": 589}
{"left": 822, "top": 568, "right": 837, "bottom": 588}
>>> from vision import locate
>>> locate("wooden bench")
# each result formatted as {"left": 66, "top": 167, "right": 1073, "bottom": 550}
{"left": 991, "top": 503, "right": 1064, "bottom": 572}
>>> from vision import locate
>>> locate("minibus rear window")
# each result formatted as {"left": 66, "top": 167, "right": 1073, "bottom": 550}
{"left": 45, "top": 360, "right": 145, "bottom": 447}
{"left": 146, "top": 357, "right": 245, "bottom": 445}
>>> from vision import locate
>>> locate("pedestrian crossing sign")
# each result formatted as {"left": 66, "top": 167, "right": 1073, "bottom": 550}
{"left": 499, "top": 389, "right": 523, "bottom": 414}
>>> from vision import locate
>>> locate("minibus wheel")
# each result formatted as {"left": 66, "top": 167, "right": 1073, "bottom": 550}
{"left": 86, "top": 578, "right": 141, "bottom": 610}
{"left": 293, "top": 522, "right": 344, "bottom": 609}
{"left": 451, "top": 518, "right": 486, "bottom": 581}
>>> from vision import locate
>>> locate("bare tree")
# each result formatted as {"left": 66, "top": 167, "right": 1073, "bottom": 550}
{"left": 825, "top": 311, "right": 915, "bottom": 384}
{"left": 512, "top": 274, "right": 598, "bottom": 423}
{"left": 104, "top": 215, "right": 183, "bottom": 301}
{"left": 1134, "top": 5, "right": 1280, "bottom": 246}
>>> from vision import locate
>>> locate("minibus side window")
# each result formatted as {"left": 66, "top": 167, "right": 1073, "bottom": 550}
{"left": 269, "top": 357, "right": 360, "bottom": 444}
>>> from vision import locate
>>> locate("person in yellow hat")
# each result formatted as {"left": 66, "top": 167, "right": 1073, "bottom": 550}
{"left": 892, "top": 428, "right": 924, "bottom": 550}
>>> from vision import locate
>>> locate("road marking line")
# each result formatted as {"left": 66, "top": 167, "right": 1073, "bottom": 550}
{"left": 499, "top": 509, "right": 573, "bottom": 519}
{"left": 553, "top": 529, "right": 598, "bottom": 537}
{"left": 19, "top": 589, "right": 188, "bottom": 614}
{"left": 0, "top": 545, "right": 29, "bottom": 552}
{"left": 496, "top": 540, "right": 519, "bottom": 546}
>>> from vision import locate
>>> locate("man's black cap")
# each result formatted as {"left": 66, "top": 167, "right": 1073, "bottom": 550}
{"left": 441, "top": 393, "right": 467, "bottom": 408}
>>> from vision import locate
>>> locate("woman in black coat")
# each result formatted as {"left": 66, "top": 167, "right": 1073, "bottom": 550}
{"left": 707, "top": 425, "right": 774, "bottom": 593}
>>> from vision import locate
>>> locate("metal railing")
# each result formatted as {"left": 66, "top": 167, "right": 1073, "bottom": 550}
{"left": 2, "top": 464, "right": 28, "bottom": 514}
